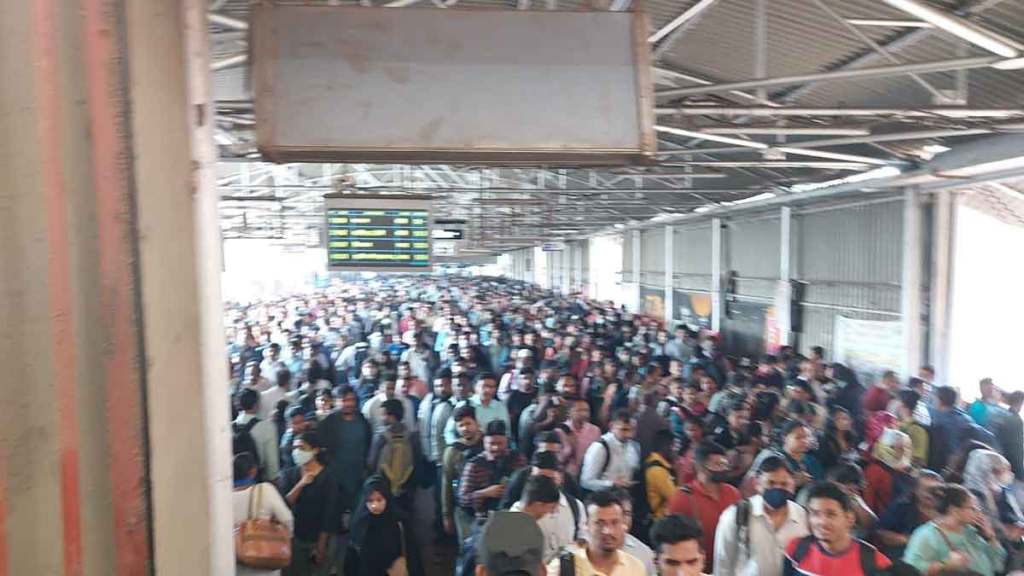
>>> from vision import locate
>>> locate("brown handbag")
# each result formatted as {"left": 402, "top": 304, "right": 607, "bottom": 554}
{"left": 236, "top": 483, "right": 292, "bottom": 569}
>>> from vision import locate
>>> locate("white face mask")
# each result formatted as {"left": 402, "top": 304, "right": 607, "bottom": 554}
{"left": 293, "top": 449, "right": 314, "bottom": 467}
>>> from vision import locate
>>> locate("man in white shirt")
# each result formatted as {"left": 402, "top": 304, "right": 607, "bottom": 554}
{"left": 258, "top": 343, "right": 284, "bottom": 385}
{"left": 712, "top": 454, "right": 809, "bottom": 576}
{"left": 259, "top": 368, "right": 291, "bottom": 420}
{"left": 361, "top": 377, "right": 416, "bottom": 433}
{"left": 546, "top": 490, "right": 646, "bottom": 576}
{"left": 580, "top": 410, "right": 642, "bottom": 493}
{"left": 510, "top": 452, "right": 588, "bottom": 563}
{"left": 233, "top": 388, "right": 280, "bottom": 482}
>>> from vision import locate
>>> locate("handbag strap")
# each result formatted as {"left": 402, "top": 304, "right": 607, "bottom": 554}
{"left": 248, "top": 483, "right": 262, "bottom": 520}
{"left": 398, "top": 521, "right": 406, "bottom": 558}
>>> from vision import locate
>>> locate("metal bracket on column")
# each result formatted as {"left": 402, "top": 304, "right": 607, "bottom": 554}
{"left": 664, "top": 225, "right": 674, "bottom": 324}
{"left": 711, "top": 218, "right": 723, "bottom": 332}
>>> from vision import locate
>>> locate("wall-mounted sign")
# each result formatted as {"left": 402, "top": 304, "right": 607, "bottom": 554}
{"left": 542, "top": 241, "right": 566, "bottom": 252}
{"left": 325, "top": 195, "right": 432, "bottom": 272}
{"left": 432, "top": 229, "right": 464, "bottom": 240}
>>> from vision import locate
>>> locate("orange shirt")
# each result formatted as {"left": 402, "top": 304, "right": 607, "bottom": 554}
{"left": 667, "top": 480, "right": 741, "bottom": 570}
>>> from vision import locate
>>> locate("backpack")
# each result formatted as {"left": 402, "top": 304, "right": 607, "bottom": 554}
{"left": 733, "top": 499, "right": 751, "bottom": 557}
{"left": 378, "top": 428, "right": 416, "bottom": 497}
{"left": 790, "top": 535, "right": 884, "bottom": 575}
{"left": 233, "top": 418, "right": 262, "bottom": 477}
{"left": 558, "top": 548, "right": 575, "bottom": 576}
{"left": 566, "top": 493, "right": 582, "bottom": 542}
{"left": 633, "top": 458, "right": 674, "bottom": 544}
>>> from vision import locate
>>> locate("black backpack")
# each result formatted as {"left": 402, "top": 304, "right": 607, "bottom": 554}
{"left": 633, "top": 458, "right": 674, "bottom": 543}
{"left": 233, "top": 418, "right": 262, "bottom": 477}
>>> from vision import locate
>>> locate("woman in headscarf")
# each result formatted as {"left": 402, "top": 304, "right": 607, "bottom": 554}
{"left": 864, "top": 428, "right": 914, "bottom": 514}
{"left": 963, "top": 449, "right": 1024, "bottom": 571}
{"left": 345, "top": 475, "right": 408, "bottom": 576}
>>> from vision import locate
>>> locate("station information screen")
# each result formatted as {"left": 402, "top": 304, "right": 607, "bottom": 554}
{"left": 325, "top": 196, "right": 432, "bottom": 272}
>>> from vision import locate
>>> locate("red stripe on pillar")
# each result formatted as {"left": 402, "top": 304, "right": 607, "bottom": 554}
{"left": 31, "top": 0, "right": 83, "bottom": 575}
{"left": 80, "top": 0, "right": 152, "bottom": 574}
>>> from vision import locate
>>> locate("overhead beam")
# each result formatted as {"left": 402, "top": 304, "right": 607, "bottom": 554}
{"left": 700, "top": 126, "right": 871, "bottom": 136}
{"left": 655, "top": 55, "right": 1002, "bottom": 98}
{"left": 881, "top": 0, "right": 1021, "bottom": 58}
{"left": 655, "top": 106, "right": 1024, "bottom": 118}
{"left": 649, "top": 0, "right": 721, "bottom": 45}
{"left": 208, "top": 12, "right": 248, "bottom": 31}
{"left": 778, "top": 0, "right": 1003, "bottom": 101}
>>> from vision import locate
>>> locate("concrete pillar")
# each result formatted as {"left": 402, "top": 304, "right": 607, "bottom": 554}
{"left": 711, "top": 218, "right": 724, "bottom": 332}
{"left": 902, "top": 189, "right": 924, "bottom": 377}
{"left": 664, "top": 225, "right": 674, "bottom": 324}
{"left": 0, "top": 0, "right": 230, "bottom": 573}
{"left": 929, "top": 190, "right": 955, "bottom": 386}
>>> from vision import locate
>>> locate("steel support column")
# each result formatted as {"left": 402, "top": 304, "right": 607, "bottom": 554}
{"left": 902, "top": 189, "right": 925, "bottom": 377}
{"left": 664, "top": 225, "right": 675, "bottom": 324}
{"left": 928, "top": 190, "right": 955, "bottom": 386}
{"left": 777, "top": 206, "right": 794, "bottom": 347}
{"left": 632, "top": 230, "right": 642, "bottom": 312}
{"left": 711, "top": 219, "right": 723, "bottom": 332}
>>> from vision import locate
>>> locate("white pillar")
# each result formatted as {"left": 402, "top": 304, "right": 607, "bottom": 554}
{"left": 562, "top": 247, "right": 571, "bottom": 295}
{"left": 632, "top": 230, "right": 642, "bottom": 312}
{"left": 777, "top": 206, "right": 794, "bottom": 346}
{"left": 711, "top": 218, "right": 723, "bottom": 332}
{"left": 902, "top": 189, "right": 924, "bottom": 377}
{"left": 664, "top": 225, "right": 674, "bottom": 324}
{"left": 929, "top": 190, "right": 955, "bottom": 386}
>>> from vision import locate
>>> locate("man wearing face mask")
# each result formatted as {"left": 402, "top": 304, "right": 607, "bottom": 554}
{"left": 668, "top": 441, "right": 740, "bottom": 572}
{"left": 712, "top": 455, "right": 808, "bottom": 576}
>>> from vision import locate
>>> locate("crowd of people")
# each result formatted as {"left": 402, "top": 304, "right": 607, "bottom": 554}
{"left": 227, "top": 276, "right": 1024, "bottom": 576}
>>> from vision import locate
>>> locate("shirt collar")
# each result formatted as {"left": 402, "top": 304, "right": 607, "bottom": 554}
{"left": 750, "top": 494, "right": 803, "bottom": 521}
{"left": 236, "top": 412, "right": 256, "bottom": 425}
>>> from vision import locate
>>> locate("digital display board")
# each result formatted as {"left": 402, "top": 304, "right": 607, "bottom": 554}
{"left": 325, "top": 196, "right": 432, "bottom": 272}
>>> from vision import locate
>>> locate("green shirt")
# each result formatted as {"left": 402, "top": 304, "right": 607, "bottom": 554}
{"left": 903, "top": 521, "right": 1006, "bottom": 576}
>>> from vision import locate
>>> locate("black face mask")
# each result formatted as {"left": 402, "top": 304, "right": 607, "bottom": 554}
{"left": 709, "top": 471, "right": 730, "bottom": 483}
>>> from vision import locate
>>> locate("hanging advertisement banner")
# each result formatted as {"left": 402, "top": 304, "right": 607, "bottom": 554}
{"left": 673, "top": 290, "right": 712, "bottom": 329}
{"left": 833, "top": 316, "right": 905, "bottom": 385}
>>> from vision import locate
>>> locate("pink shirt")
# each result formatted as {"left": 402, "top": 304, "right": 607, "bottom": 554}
{"left": 558, "top": 420, "right": 602, "bottom": 478}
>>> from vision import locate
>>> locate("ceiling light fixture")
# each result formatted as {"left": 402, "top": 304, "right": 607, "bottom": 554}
{"left": 940, "top": 155, "right": 1024, "bottom": 178}
{"left": 790, "top": 166, "right": 902, "bottom": 193}
{"left": 655, "top": 125, "right": 769, "bottom": 149}
{"left": 846, "top": 18, "right": 933, "bottom": 28}
{"left": 881, "top": 0, "right": 1020, "bottom": 58}
{"left": 993, "top": 57, "right": 1024, "bottom": 70}
{"left": 775, "top": 147, "right": 892, "bottom": 165}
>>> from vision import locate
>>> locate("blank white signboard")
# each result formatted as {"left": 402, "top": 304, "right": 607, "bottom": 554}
{"left": 253, "top": 5, "right": 655, "bottom": 164}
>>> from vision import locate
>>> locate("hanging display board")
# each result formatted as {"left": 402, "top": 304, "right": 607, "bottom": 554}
{"left": 325, "top": 196, "right": 432, "bottom": 272}
{"left": 252, "top": 4, "right": 655, "bottom": 164}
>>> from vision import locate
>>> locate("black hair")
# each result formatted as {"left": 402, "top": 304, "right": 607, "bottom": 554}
{"left": 805, "top": 481, "right": 852, "bottom": 512}
{"left": 936, "top": 385, "right": 958, "bottom": 408}
{"left": 650, "top": 515, "right": 703, "bottom": 553}
{"left": 762, "top": 354, "right": 778, "bottom": 365}
{"left": 531, "top": 450, "right": 560, "bottom": 470}
{"left": 334, "top": 383, "right": 356, "bottom": 399}
{"left": 757, "top": 454, "right": 793, "bottom": 476}
{"left": 728, "top": 397, "right": 751, "bottom": 415}
{"left": 484, "top": 420, "right": 508, "bottom": 437}
{"left": 233, "top": 452, "right": 257, "bottom": 482}
{"left": 316, "top": 387, "right": 334, "bottom": 399}
{"left": 382, "top": 398, "right": 404, "bottom": 421}
{"left": 523, "top": 475, "right": 560, "bottom": 505}
{"left": 453, "top": 404, "right": 477, "bottom": 422}
{"left": 238, "top": 388, "right": 259, "bottom": 411}
{"left": 1008, "top": 391, "right": 1024, "bottom": 406}
{"left": 276, "top": 368, "right": 292, "bottom": 387}
{"left": 782, "top": 419, "right": 808, "bottom": 438}
{"left": 811, "top": 346, "right": 825, "bottom": 358}
{"left": 435, "top": 367, "right": 453, "bottom": 381}
{"left": 935, "top": 484, "right": 972, "bottom": 514}
{"left": 899, "top": 389, "right": 921, "bottom": 412}
{"left": 653, "top": 429, "right": 675, "bottom": 456}
{"left": 694, "top": 440, "right": 727, "bottom": 467}
{"left": 476, "top": 372, "right": 498, "bottom": 383}
{"left": 827, "top": 463, "right": 865, "bottom": 487}
{"left": 535, "top": 430, "right": 562, "bottom": 445}
{"left": 285, "top": 405, "right": 306, "bottom": 420}
{"left": 586, "top": 489, "right": 623, "bottom": 510}
{"left": 610, "top": 408, "right": 634, "bottom": 425}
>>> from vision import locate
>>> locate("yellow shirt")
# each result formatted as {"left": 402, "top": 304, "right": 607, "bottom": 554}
{"left": 545, "top": 545, "right": 647, "bottom": 576}
{"left": 644, "top": 453, "right": 676, "bottom": 518}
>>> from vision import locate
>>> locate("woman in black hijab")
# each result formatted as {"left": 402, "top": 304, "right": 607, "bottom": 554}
{"left": 345, "top": 475, "right": 407, "bottom": 576}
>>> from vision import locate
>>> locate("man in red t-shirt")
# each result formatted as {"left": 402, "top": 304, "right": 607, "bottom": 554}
{"left": 862, "top": 370, "right": 899, "bottom": 414}
{"left": 667, "top": 440, "right": 740, "bottom": 572}
{"left": 784, "top": 481, "right": 892, "bottom": 575}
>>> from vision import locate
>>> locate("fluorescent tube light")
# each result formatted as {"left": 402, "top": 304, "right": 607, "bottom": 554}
{"left": 655, "top": 125, "right": 769, "bottom": 149}
{"left": 881, "top": 0, "right": 1020, "bottom": 58}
